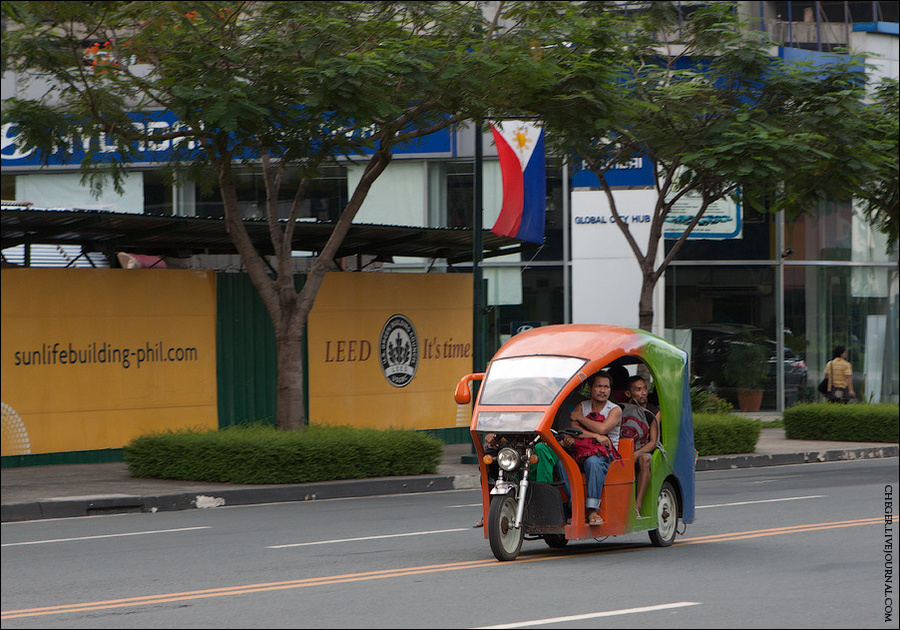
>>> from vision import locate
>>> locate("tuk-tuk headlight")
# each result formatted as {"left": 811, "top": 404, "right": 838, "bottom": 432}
{"left": 497, "top": 447, "right": 520, "bottom": 471}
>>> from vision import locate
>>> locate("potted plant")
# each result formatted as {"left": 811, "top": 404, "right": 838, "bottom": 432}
{"left": 723, "top": 339, "right": 768, "bottom": 412}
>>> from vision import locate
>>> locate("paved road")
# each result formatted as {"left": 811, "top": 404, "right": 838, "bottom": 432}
{"left": 2, "top": 458, "right": 896, "bottom": 628}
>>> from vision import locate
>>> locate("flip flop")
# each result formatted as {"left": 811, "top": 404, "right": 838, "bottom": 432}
{"left": 473, "top": 518, "right": 484, "bottom": 528}
{"left": 587, "top": 515, "right": 604, "bottom": 526}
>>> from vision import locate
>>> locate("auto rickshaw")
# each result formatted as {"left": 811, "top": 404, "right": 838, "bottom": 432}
{"left": 454, "top": 324, "right": 696, "bottom": 561}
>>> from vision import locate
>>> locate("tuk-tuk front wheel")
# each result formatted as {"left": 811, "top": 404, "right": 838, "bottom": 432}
{"left": 488, "top": 494, "right": 523, "bottom": 561}
{"left": 649, "top": 481, "right": 680, "bottom": 547}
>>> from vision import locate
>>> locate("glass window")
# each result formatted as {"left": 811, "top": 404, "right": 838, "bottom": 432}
{"left": 476, "top": 411, "right": 545, "bottom": 433}
{"left": 492, "top": 265, "right": 566, "bottom": 353}
{"left": 666, "top": 265, "right": 785, "bottom": 408}
{"left": 666, "top": 265, "right": 777, "bottom": 334}
{"left": 534, "top": 157, "right": 564, "bottom": 262}
{"left": 479, "top": 356, "right": 587, "bottom": 405}
{"left": 143, "top": 170, "right": 172, "bottom": 215}
{"left": 426, "top": 161, "right": 474, "bottom": 229}
{"left": 1, "top": 174, "right": 15, "bottom": 200}
{"left": 348, "top": 161, "right": 427, "bottom": 226}
{"left": 784, "top": 199, "right": 854, "bottom": 262}
{"left": 192, "top": 166, "right": 347, "bottom": 221}
{"left": 669, "top": 204, "right": 774, "bottom": 261}
{"left": 428, "top": 157, "right": 563, "bottom": 238}
{"left": 788, "top": 265, "right": 898, "bottom": 403}
{"left": 668, "top": 259, "right": 898, "bottom": 406}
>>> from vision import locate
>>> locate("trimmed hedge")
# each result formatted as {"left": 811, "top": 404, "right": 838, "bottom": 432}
{"left": 783, "top": 403, "right": 899, "bottom": 443}
{"left": 693, "top": 413, "right": 761, "bottom": 456}
{"left": 124, "top": 424, "right": 443, "bottom": 484}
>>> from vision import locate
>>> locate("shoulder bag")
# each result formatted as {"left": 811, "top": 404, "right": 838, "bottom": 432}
{"left": 817, "top": 361, "right": 829, "bottom": 396}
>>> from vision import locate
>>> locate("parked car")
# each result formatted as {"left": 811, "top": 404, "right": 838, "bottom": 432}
{"left": 687, "top": 326, "right": 808, "bottom": 408}
{"left": 762, "top": 341, "right": 808, "bottom": 406}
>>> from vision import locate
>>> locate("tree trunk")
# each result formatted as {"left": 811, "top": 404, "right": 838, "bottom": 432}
{"left": 638, "top": 274, "right": 656, "bottom": 332}
{"left": 215, "top": 169, "right": 310, "bottom": 431}
{"left": 275, "top": 312, "right": 306, "bottom": 431}
{"left": 217, "top": 150, "right": 392, "bottom": 432}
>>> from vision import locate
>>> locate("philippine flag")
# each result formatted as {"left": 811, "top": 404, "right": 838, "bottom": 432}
{"left": 490, "top": 121, "right": 546, "bottom": 244}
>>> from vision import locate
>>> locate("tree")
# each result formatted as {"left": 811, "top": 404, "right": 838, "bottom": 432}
{"left": 531, "top": 1, "right": 898, "bottom": 330}
{"left": 857, "top": 78, "right": 899, "bottom": 251}
{"left": 1, "top": 0, "right": 591, "bottom": 430}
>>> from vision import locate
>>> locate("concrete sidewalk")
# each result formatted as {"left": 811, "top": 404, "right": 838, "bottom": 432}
{"left": 2, "top": 426, "right": 897, "bottom": 523}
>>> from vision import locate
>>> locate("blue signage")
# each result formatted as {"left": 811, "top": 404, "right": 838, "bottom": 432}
{"left": 1, "top": 111, "right": 454, "bottom": 169}
{"left": 570, "top": 154, "right": 655, "bottom": 188}
{"left": 2, "top": 111, "right": 194, "bottom": 168}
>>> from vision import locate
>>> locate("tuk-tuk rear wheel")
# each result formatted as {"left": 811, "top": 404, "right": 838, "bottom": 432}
{"left": 649, "top": 481, "right": 679, "bottom": 547}
{"left": 488, "top": 494, "right": 523, "bottom": 561}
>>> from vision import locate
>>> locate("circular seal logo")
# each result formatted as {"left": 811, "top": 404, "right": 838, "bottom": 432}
{"left": 379, "top": 314, "right": 419, "bottom": 388}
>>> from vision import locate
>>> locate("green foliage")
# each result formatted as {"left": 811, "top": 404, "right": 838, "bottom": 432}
{"left": 783, "top": 403, "right": 899, "bottom": 443}
{"left": 855, "top": 78, "right": 899, "bottom": 252}
{"left": 798, "top": 385, "right": 819, "bottom": 404}
{"left": 690, "top": 385, "right": 734, "bottom": 414}
{"left": 693, "top": 413, "right": 762, "bottom": 456}
{"left": 536, "top": 0, "right": 886, "bottom": 217}
{"left": 123, "top": 424, "right": 443, "bottom": 484}
{"left": 1, "top": 1, "right": 601, "bottom": 430}
{"left": 1, "top": 1, "right": 587, "bottom": 184}
{"left": 723, "top": 340, "right": 768, "bottom": 390}
{"left": 523, "top": 1, "right": 898, "bottom": 330}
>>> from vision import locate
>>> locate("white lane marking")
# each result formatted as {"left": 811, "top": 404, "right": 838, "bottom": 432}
{"left": 1, "top": 526, "right": 210, "bottom": 547}
{"left": 447, "top": 503, "right": 482, "bottom": 508}
{"left": 472, "top": 601, "right": 701, "bottom": 629}
{"left": 267, "top": 528, "right": 469, "bottom": 548}
{"left": 698, "top": 495, "right": 823, "bottom": 509}
{"left": 1, "top": 512, "right": 153, "bottom": 525}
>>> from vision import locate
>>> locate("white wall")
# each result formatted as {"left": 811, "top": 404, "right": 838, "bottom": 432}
{"left": 571, "top": 189, "right": 664, "bottom": 335}
{"left": 347, "top": 160, "right": 428, "bottom": 226}
{"left": 16, "top": 172, "right": 144, "bottom": 213}
{"left": 854, "top": 31, "right": 900, "bottom": 82}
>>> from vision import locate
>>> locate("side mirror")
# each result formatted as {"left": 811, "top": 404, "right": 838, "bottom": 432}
{"left": 454, "top": 373, "right": 485, "bottom": 404}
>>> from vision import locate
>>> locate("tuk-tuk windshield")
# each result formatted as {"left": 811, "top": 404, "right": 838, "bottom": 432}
{"left": 479, "top": 356, "right": 587, "bottom": 406}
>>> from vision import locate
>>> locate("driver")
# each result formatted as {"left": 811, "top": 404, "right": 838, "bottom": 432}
{"left": 569, "top": 371, "right": 622, "bottom": 527}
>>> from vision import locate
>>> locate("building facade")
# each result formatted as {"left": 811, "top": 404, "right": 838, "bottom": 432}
{"left": 3, "top": 1, "right": 898, "bottom": 410}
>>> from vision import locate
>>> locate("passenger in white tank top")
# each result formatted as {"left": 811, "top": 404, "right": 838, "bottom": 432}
{"left": 569, "top": 371, "right": 622, "bottom": 526}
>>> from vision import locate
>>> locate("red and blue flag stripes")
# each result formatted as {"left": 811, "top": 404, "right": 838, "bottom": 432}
{"left": 490, "top": 121, "right": 546, "bottom": 244}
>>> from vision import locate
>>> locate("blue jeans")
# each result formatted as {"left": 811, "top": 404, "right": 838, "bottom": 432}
{"left": 553, "top": 453, "right": 612, "bottom": 511}
{"left": 583, "top": 454, "right": 612, "bottom": 510}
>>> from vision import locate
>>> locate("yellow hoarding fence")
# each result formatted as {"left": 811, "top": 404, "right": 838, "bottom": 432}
{"left": 308, "top": 272, "right": 473, "bottom": 431}
{"left": 1, "top": 269, "right": 218, "bottom": 456}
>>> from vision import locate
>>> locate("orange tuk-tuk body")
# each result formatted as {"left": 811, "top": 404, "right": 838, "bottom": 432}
{"left": 455, "top": 324, "right": 696, "bottom": 561}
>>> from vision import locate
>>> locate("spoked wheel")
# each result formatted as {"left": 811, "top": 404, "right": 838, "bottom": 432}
{"left": 543, "top": 534, "right": 569, "bottom": 549}
{"left": 488, "top": 494, "right": 524, "bottom": 561}
{"left": 649, "top": 480, "right": 680, "bottom": 547}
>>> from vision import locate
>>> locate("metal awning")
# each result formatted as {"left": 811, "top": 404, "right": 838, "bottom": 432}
{"left": 1, "top": 208, "right": 536, "bottom": 265}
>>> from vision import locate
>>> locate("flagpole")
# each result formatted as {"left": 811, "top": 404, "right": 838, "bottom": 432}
{"left": 463, "top": 118, "right": 485, "bottom": 465}
{"left": 474, "top": 118, "right": 485, "bottom": 375}
{"left": 563, "top": 157, "right": 570, "bottom": 323}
